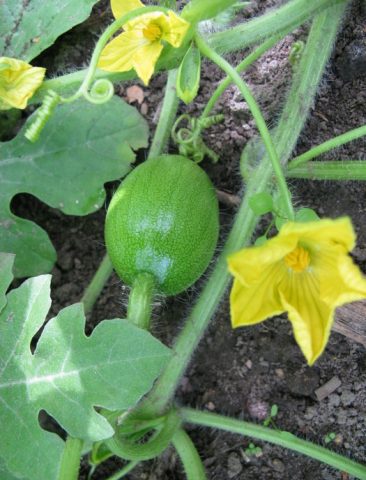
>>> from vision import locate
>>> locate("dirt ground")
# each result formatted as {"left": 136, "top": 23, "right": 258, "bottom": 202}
{"left": 11, "top": 0, "right": 366, "bottom": 479}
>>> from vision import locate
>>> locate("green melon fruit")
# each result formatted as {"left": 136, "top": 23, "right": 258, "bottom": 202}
{"left": 105, "top": 155, "right": 219, "bottom": 295}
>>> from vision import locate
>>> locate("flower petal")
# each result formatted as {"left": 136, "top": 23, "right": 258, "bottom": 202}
{"left": 279, "top": 271, "right": 332, "bottom": 365}
{"left": 98, "top": 31, "right": 147, "bottom": 73}
{"left": 111, "top": 0, "right": 143, "bottom": 19}
{"left": 228, "top": 233, "right": 297, "bottom": 286}
{"left": 230, "top": 263, "right": 285, "bottom": 328}
{"left": 0, "top": 57, "right": 45, "bottom": 110}
{"left": 160, "top": 11, "right": 190, "bottom": 47}
{"left": 281, "top": 217, "right": 355, "bottom": 252}
{"left": 131, "top": 40, "right": 163, "bottom": 85}
{"left": 318, "top": 249, "right": 366, "bottom": 307}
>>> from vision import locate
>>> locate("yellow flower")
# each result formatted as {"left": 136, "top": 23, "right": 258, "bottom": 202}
{"left": 98, "top": 0, "right": 190, "bottom": 85}
{"left": 0, "top": 57, "right": 46, "bottom": 110}
{"left": 228, "top": 218, "right": 366, "bottom": 365}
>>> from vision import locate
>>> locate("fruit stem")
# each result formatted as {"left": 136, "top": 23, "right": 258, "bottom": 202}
{"left": 127, "top": 273, "right": 156, "bottom": 330}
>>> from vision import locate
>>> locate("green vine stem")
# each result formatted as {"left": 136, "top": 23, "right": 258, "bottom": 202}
{"left": 195, "top": 33, "right": 294, "bottom": 221}
{"left": 288, "top": 124, "right": 366, "bottom": 169}
{"left": 127, "top": 273, "right": 155, "bottom": 329}
{"left": 81, "top": 254, "right": 113, "bottom": 315}
{"left": 172, "top": 428, "right": 207, "bottom": 480}
{"left": 105, "top": 461, "right": 139, "bottom": 480}
{"left": 286, "top": 160, "right": 366, "bottom": 181}
{"left": 181, "top": 409, "right": 366, "bottom": 480}
{"left": 148, "top": 69, "right": 180, "bottom": 160}
{"left": 200, "top": 35, "right": 280, "bottom": 121}
{"left": 209, "top": 0, "right": 346, "bottom": 54}
{"left": 136, "top": 2, "right": 348, "bottom": 419}
{"left": 58, "top": 437, "right": 83, "bottom": 480}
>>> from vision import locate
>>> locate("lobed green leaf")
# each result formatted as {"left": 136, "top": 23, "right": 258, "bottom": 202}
{"left": 0, "top": 254, "right": 170, "bottom": 479}
{"left": 0, "top": 97, "right": 149, "bottom": 278}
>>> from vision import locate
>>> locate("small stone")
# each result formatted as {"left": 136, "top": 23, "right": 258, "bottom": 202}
{"left": 287, "top": 368, "right": 320, "bottom": 396}
{"left": 206, "top": 401, "right": 215, "bottom": 411}
{"left": 304, "top": 406, "right": 317, "bottom": 420}
{"left": 340, "top": 391, "right": 355, "bottom": 407}
{"left": 245, "top": 359, "right": 253, "bottom": 369}
{"left": 328, "top": 393, "right": 341, "bottom": 407}
{"left": 272, "top": 458, "right": 285, "bottom": 473}
{"left": 275, "top": 368, "right": 285, "bottom": 379}
{"left": 315, "top": 376, "right": 341, "bottom": 401}
{"left": 227, "top": 453, "right": 243, "bottom": 478}
{"left": 140, "top": 102, "right": 148, "bottom": 115}
{"left": 247, "top": 400, "right": 269, "bottom": 420}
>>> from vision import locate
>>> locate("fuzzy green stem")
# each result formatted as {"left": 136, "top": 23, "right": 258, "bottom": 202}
{"left": 58, "top": 437, "right": 83, "bottom": 480}
{"left": 81, "top": 254, "right": 113, "bottom": 315}
{"left": 201, "top": 36, "right": 280, "bottom": 121}
{"left": 172, "top": 428, "right": 207, "bottom": 480}
{"left": 209, "top": 0, "right": 346, "bottom": 54}
{"left": 105, "top": 461, "right": 139, "bottom": 480}
{"left": 181, "top": 409, "right": 366, "bottom": 480}
{"left": 286, "top": 161, "right": 366, "bottom": 181}
{"left": 195, "top": 33, "right": 294, "bottom": 221}
{"left": 127, "top": 273, "right": 155, "bottom": 330}
{"left": 136, "top": 3, "right": 348, "bottom": 417}
{"left": 288, "top": 125, "right": 366, "bottom": 169}
{"left": 148, "top": 69, "right": 179, "bottom": 160}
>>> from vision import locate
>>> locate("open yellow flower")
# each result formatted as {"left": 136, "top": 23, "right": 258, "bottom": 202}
{"left": 228, "top": 218, "right": 366, "bottom": 365}
{"left": 0, "top": 57, "right": 46, "bottom": 110}
{"left": 98, "top": 0, "right": 190, "bottom": 85}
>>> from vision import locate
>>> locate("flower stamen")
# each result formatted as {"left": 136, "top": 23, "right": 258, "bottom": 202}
{"left": 284, "top": 246, "right": 310, "bottom": 273}
{"left": 143, "top": 23, "right": 162, "bottom": 41}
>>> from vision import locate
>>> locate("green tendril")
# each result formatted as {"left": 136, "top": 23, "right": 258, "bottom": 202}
{"left": 24, "top": 90, "right": 60, "bottom": 142}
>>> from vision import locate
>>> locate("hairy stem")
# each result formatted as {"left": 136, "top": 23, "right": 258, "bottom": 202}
{"left": 148, "top": 69, "right": 180, "bottom": 160}
{"left": 288, "top": 125, "right": 366, "bottom": 169}
{"left": 201, "top": 36, "right": 280, "bottom": 121}
{"left": 286, "top": 160, "right": 366, "bottom": 181}
{"left": 105, "top": 461, "right": 139, "bottom": 480}
{"left": 181, "top": 409, "right": 366, "bottom": 480}
{"left": 195, "top": 33, "right": 294, "bottom": 221}
{"left": 209, "top": 0, "right": 346, "bottom": 54}
{"left": 172, "top": 428, "right": 207, "bottom": 480}
{"left": 127, "top": 273, "right": 155, "bottom": 330}
{"left": 81, "top": 254, "right": 113, "bottom": 315}
{"left": 58, "top": 437, "right": 83, "bottom": 480}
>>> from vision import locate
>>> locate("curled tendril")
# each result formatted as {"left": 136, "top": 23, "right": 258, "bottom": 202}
{"left": 82, "top": 79, "right": 114, "bottom": 105}
{"left": 171, "top": 113, "right": 224, "bottom": 163}
{"left": 106, "top": 409, "right": 181, "bottom": 461}
{"left": 24, "top": 90, "right": 60, "bottom": 142}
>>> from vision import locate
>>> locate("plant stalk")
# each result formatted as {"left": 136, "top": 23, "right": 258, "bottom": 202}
{"left": 172, "top": 428, "right": 207, "bottom": 480}
{"left": 195, "top": 33, "right": 294, "bottom": 221}
{"left": 181, "top": 408, "right": 366, "bottom": 480}
{"left": 127, "top": 273, "right": 155, "bottom": 330}
{"left": 148, "top": 69, "right": 180, "bottom": 160}
{"left": 81, "top": 254, "right": 113, "bottom": 315}
{"left": 58, "top": 437, "right": 83, "bottom": 480}
{"left": 209, "top": 0, "right": 346, "bottom": 54}
{"left": 288, "top": 125, "right": 366, "bottom": 169}
{"left": 286, "top": 161, "right": 366, "bottom": 181}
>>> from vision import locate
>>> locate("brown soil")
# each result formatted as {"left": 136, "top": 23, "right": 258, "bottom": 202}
{"left": 11, "top": 1, "right": 366, "bottom": 479}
